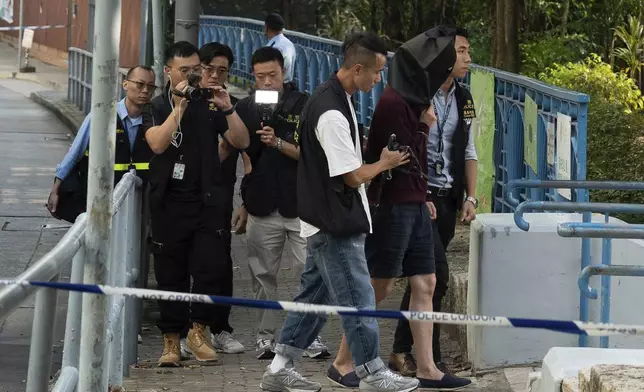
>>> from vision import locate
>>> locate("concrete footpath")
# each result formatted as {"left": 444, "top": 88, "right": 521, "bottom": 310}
{"left": 0, "top": 38, "right": 531, "bottom": 392}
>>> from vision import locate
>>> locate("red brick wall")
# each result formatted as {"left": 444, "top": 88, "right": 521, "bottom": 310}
{"left": 0, "top": 0, "right": 142, "bottom": 68}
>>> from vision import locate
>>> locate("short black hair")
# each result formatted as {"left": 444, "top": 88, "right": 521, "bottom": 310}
{"left": 126, "top": 65, "right": 154, "bottom": 79}
{"left": 164, "top": 41, "right": 199, "bottom": 65}
{"left": 433, "top": 24, "right": 469, "bottom": 39}
{"left": 199, "top": 42, "right": 234, "bottom": 66}
{"left": 341, "top": 31, "right": 388, "bottom": 69}
{"left": 265, "top": 13, "right": 285, "bottom": 31}
{"left": 251, "top": 47, "right": 284, "bottom": 69}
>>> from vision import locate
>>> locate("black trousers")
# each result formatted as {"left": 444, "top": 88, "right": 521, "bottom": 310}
{"left": 151, "top": 196, "right": 233, "bottom": 335}
{"left": 392, "top": 196, "right": 458, "bottom": 362}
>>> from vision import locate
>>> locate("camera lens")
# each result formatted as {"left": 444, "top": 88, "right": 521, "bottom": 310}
{"left": 185, "top": 86, "right": 203, "bottom": 101}
{"left": 187, "top": 72, "right": 202, "bottom": 87}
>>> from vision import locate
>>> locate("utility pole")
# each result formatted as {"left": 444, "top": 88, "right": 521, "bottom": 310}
{"left": 174, "top": 0, "right": 199, "bottom": 45}
{"left": 77, "top": 0, "right": 121, "bottom": 391}
{"left": 17, "top": 0, "right": 24, "bottom": 71}
{"left": 152, "top": 0, "right": 164, "bottom": 91}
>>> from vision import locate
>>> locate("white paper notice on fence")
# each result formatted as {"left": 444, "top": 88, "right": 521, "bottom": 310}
{"left": 556, "top": 113, "right": 572, "bottom": 200}
{"left": 547, "top": 121, "right": 555, "bottom": 166}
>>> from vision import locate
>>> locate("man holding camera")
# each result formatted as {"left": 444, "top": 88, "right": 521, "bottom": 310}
{"left": 231, "top": 46, "right": 330, "bottom": 360}
{"left": 195, "top": 41, "right": 246, "bottom": 354}
{"left": 143, "top": 41, "right": 250, "bottom": 367}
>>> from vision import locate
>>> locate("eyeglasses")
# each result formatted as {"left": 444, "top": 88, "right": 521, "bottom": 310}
{"left": 127, "top": 79, "right": 157, "bottom": 93}
{"left": 173, "top": 65, "right": 203, "bottom": 76}
{"left": 202, "top": 65, "right": 229, "bottom": 75}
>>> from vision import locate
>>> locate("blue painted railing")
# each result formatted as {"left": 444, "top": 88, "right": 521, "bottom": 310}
{"left": 508, "top": 179, "right": 644, "bottom": 348}
{"left": 200, "top": 15, "right": 591, "bottom": 212}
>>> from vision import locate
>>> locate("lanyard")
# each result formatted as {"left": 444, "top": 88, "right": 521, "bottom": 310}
{"left": 433, "top": 92, "right": 454, "bottom": 155}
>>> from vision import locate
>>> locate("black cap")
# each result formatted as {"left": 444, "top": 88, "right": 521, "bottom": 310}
{"left": 265, "top": 13, "right": 285, "bottom": 30}
{"left": 387, "top": 25, "right": 457, "bottom": 105}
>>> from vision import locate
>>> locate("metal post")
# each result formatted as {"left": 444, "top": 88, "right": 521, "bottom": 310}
{"left": 66, "top": 0, "right": 73, "bottom": 50}
{"left": 173, "top": 0, "right": 199, "bottom": 44}
{"left": 151, "top": 0, "right": 164, "bottom": 91}
{"left": 138, "top": 0, "right": 149, "bottom": 64}
{"left": 17, "top": 0, "right": 24, "bottom": 71}
{"left": 77, "top": 0, "right": 122, "bottom": 390}
{"left": 61, "top": 247, "right": 86, "bottom": 369}
{"left": 600, "top": 213, "right": 612, "bottom": 348}
{"left": 87, "top": 0, "right": 95, "bottom": 52}
{"left": 25, "top": 275, "right": 60, "bottom": 392}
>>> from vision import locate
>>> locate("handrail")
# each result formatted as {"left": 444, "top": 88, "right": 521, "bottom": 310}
{"left": 505, "top": 179, "right": 644, "bottom": 208}
{"left": 513, "top": 200, "right": 644, "bottom": 231}
{"left": 558, "top": 222, "right": 644, "bottom": 239}
{"left": 578, "top": 264, "right": 644, "bottom": 299}
{"left": 0, "top": 213, "right": 86, "bottom": 319}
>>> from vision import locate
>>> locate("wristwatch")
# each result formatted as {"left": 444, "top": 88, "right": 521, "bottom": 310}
{"left": 465, "top": 196, "right": 478, "bottom": 209}
{"left": 220, "top": 104, "right": 236, "bottom": 116}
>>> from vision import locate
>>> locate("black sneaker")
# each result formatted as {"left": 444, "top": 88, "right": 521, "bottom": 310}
{"left": 417, "top": 374, "right": 471, "bottom": 391}
{"left": 327, "top": 365, "right": 360, "bottom": 388}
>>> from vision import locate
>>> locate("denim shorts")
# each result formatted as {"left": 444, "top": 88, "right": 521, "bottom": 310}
{"left": 365, "top": 202, "right": 435, "bottom": 278}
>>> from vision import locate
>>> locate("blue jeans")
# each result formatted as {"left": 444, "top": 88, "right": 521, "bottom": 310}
{"left": 275, "top": 231, "right": 385, "bottom": 378}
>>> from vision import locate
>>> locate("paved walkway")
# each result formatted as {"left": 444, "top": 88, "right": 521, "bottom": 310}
{"left": 0, "top": 37, "right": 531, "bottom": 392}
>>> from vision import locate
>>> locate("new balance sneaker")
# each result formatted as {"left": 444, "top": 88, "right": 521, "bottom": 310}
{"left": 359, "top": 367, "right": 419, "bottom": 392}
{"left": 256, "top": 338, "right": 276, "bottom": 359}
{"left": 303, "top": 336, "right": 331, "bottom": 359}
{"left": 212, "top": 331, "right": 245, "bottom": 354}
{"left": 260, "top": 365, "right": 322, "bottom": 392}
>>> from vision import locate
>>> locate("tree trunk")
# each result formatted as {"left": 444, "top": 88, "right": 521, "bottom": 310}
{"left": 281, "top": 0, "right": 292, "bottom": 28}
{"left": 561, "top": 0, "right": 570, "bottom": 35}
{"left": 504, "top": 0, "right": 520, "bottom": 72}
{"left": 493, "top": 0, "right": 505, "bottom": 69}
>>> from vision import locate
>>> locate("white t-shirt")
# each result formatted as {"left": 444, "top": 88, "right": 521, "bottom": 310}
{"left": 300, "top": 93, "right": 372, "bottom": 238}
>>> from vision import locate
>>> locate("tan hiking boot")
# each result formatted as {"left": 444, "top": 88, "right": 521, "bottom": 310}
{"left": 388, "top": 352, "right": 417, "bottom": 377}
{"left": 185, "top": 322, "right": 219, "bottom": 362}
{"left": 158, "top": 333, "right": 181, "bottom": 367}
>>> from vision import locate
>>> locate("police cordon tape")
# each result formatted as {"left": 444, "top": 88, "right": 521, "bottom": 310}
{"left": 1, "top": 279, "right": 642, "bottom": 337}
{"left": 0, "top": 24, "right": 67, "bottom": 31}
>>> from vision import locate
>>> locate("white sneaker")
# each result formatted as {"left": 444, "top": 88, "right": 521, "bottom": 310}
{"left": 256, "top": 338, "right": 275, "bottom": 359}
{"left": 304, "top": 336, "right": 331, "bottom": 359}
{"left": 179, "top": 338, "right": 191, "bottom": 360}
{"left": 211, "top": 331, "right": 245, "bottom": 354}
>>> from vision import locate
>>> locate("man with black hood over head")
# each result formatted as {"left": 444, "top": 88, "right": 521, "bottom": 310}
{"left": 389, "top": 25, "right": 478, "bottom": 380}
{"left": 328, "top": 27, "right": 471, "bottom": 390}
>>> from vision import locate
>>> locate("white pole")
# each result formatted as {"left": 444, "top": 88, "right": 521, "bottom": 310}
{"left": 152, "top": 0, "right": 164, "bottom": 92}
{"left": 17, "top": 0, "right": 24, "bottom": 71}
{"left": 77, "top": 0, "right": 122, "bottom": 390}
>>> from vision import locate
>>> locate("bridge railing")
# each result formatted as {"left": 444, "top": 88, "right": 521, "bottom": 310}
{"left": 0, "top": 172, "right": 146, "bottom": 392}
{"left": 68, "top": 48, "right": 128, "bottom": 115}
{"left": 200, "top": 15, "right": 591, "bottom": 212}
{"left": 508, "top": 179, "right": 644, "bottom": 348}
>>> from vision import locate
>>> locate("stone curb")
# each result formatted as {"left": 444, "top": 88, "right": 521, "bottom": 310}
{"left": 30, "top": 91, "right": 84, "bottom": 136}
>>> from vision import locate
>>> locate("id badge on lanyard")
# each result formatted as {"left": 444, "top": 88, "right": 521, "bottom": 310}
{"left": 172, "top": 155, "right": 185, "bottom": 180}
{"left": 433, "top": 94, "right": 454, "bottom": 176}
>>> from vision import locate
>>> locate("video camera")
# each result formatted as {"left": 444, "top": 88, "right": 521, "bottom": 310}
{"left": 255, "top": 89, "right": 280, "bottom": 126}
{"left": 173, "top": 72, "right": 212, "bottom": 102}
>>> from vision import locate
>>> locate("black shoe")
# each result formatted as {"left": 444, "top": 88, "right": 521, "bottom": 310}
{"left": 418, "top": 374, "right": 471, "bottom": 391}
{"left": 326, "top": 365, "right": 360, "bottom": 388}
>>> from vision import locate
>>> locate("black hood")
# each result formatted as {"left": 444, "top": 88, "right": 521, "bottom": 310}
{"left": 387, "top": 26, "right": 457, "bottom": 106}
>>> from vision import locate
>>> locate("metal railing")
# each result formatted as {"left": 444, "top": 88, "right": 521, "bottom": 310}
{"left": 507, "top": 179, "right": 644, "bottom": 348}
{"left": 199, "top": 15, "right": 591, "bottom": 212}
{"left": 0, "top": 172, "right": 145, "bottom": 392}
{"left": 67, "top": 48, "right": 128, "bottom": 115}
{"left": 66, "top": 16, "right": 591, "bottom": 211}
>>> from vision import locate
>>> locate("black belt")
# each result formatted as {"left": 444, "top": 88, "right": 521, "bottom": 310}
{"left": 428, "top": 186, "right": 451, "bottom": 198}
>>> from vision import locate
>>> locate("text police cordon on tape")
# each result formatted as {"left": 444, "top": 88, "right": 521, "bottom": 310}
{"left": 0, "top": 279, "right": 641, "bottom": 337}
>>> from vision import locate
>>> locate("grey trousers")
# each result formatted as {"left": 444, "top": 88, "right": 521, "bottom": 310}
{"left": 246, "top": 211, "right": 306, "bottom": 341}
